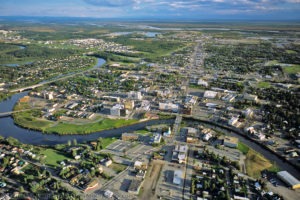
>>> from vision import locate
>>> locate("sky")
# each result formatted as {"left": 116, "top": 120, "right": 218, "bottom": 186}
{"left": 0, "top": 0, "right": 300, "bottom": 20}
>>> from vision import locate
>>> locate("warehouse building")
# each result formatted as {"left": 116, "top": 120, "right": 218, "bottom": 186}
{"left": 277, "top": 171, "right": 300, "bottom": 189}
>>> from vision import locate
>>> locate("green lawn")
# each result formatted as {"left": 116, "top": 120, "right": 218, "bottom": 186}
{"left": 134, "top": 129, "right": 150, "bottom": 135}
{"left": 109, "top": 163, "right": 127, "bottom": 173}
{"left": 257, "top": 81, "right": 271, "bottom": 88}
{"left": 45, "top": 118, "right": 138, "bottom": 135}
{"left": 39, "top": 148, "right": 71, "bottom": 167}
{"left": 283, "top": 64, "right": 300, "bottom": 74}
{"left": 237, "top": 142, "right": 250, "bottom": 155}
{"left": 100, "top": 137, "right": 118, "bottom": 149}
{"left": 13, "top": 103, "right": 54, "bottom": 131}
{"left": 285, "top": 50, "right": 297, "bottom": 54}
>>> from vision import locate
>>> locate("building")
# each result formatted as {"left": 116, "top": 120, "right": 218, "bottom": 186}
{"left": 243, "top": 108, "right": 253, "bottom": 118}
{"left": 277, "top": 171, "right": 300, "bottom": 189}
{"left": 110, "top": 104, "right": 126, "bottom": 116}
{"left": 202, "top": 132, "right": 212, "bottom": 141}
{"left": 128, "top": 91, "right": 143, "bottom": 100}
{"left": 124, "top": 100, "right": 135, "bottom": 110}
{"left": 243, "top": 94, "right": 258, "bottom": 103}
{"left": 197, "top": 79, "right": 209, "bottom": 87}
{"left": 185, "top": 95, "right": 198, "bottom": 105}
{"left": 172, "top": 144, "right": 188, "bottom": 164}
{"left": 173, "top": 170, "right": 184, "bottom": 185}
{"left": 183, "top": 127, "right": 198, "bottom": 143}
{"left": 228, "top": 117, "right": 239, "bottom": 126}
{"left": 101, "top": 158, "right": 112, "bottom": 167}
{"left": 128, "top": 179, "right": 144, "bottom": 195}
{"left": 159, "top": 102, "right": 179, "bottom": 113}
{"left": 224, "top": 137, "right": 238, "bottom": 148}
{"left": 163, "top": 127, "right": 172, "bottom": 137}
{"left": 122, "top": 133, "right": 139, "bottom": 141}
{"left": 104, "top": 190, "right": 114, "bottom": 198}
{"left": 203, "top": 91, "right": 218, "bottom": 99}
{"left": 151, "top": 133, "right": 162, "bottom": 144}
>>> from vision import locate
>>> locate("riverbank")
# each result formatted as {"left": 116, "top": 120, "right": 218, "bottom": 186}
{"left": 12, "top": 103, "right": 139, "bottom": 135}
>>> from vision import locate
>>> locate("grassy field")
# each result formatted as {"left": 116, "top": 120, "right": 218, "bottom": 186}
{"left": 134, "top": 129, "right": 150, "bottom": 135}
{"left": 100, "top": 137, "right": 118, "bottom": 149}
{"left": 257, "top": 81, "right": 271, "bottom": 88}
{"left": 109, "top": 163, "right": 127, "bottom": 173}
{"left": 245, "top": 149, "right": 274, "bottom": 178}
{"left": 13, "top": 102, "right": 54, "bottom": 131}
{"left": 283, "top": 64, "right": 300, "bottom": 74}
{"left": 45, "top": 118, "right": 138, "bottom": 135}
{"left": 13, "top": 102, "right": 138, "bottom": 135}
{"left": 39, "top": 148, "right": 71, "bottom": 167}
{"left": 237, "top": 142, "right": 250, "bottom": 155}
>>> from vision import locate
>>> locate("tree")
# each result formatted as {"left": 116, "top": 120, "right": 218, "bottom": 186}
{"left": 19, "top": 186, "right": 25, "bottom": 193}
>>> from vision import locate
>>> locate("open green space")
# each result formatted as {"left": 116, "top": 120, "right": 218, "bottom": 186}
{"left": 283, "top": 64, "right": 300, "bottom": 74}
{"left": 237, "top": 142, "right": 250, "bottom": 155}
{"left": 245, "top": 148, "right": 276, "bottom": 178}
{"left": 39, "top": 148, "right": 71, "bottom": 167}
{"left": 257, "top": 81, "right": 271, "bottom": 88}
{"left": 13, "top": 102, "right": 53, "bottom": 131}
{"left": 100, "top": 137, "right": 118, "bottom": 149}
{"left": 13, "top": 102, "right": 138, "bottom": 135}
{"left": 134, "top": 129, "right": 150, "bottom": 135}
{"left": 44, "top": 118, "right": 138, "bottom": 135}
{"left": 109, "top": 163, "right": 127, "bottom": 173}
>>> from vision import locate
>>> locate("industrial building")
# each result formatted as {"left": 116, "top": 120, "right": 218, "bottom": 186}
{"left": 277, "top": 171, "right": 300, "bottom": 189}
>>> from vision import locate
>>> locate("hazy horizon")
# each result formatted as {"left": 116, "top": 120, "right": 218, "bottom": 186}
{"left": 1, "top": 0, "right": 300, "bottom": 21}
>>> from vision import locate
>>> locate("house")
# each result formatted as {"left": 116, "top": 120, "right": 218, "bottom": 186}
{"left": 84, "top": 180, "right": 99, "bottom": 192}
{"left": 128, "top": 179, "right": 144, "bottom": 195}
{"left": 122, "top": 133, "right": 139, "bottom": 141}
{"left": 224, "top": 137, "right": 238, "bottom": 148}
{"left": 102, "top": 159, "right": 112, "bottom": 167}
{"left": 173, "top": 170, "right": 184, "bottom": 185}
{"left": 110, "top": 104, "right": 126, "bottom": 116}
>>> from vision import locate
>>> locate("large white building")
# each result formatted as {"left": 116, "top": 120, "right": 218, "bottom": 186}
{"left": 110, "top": 104, "right": 126, "bottom": 116}
{"left": 173, "top": 170, "right": 184, "bottom": 185}
{"left": 159, "top": 102, "right": 179, "bottom": 113}
{"left": 203, "top": 90, "right": 218, "bottom": 99}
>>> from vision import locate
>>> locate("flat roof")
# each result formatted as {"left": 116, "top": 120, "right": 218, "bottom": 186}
{"left": 277, "top": 171, "right": 300, "bottom": 187}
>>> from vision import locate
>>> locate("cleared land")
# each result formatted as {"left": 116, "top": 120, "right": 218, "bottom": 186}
{"left": 39, "top": 148, "right": 71, "bottom": 168}
{"left": 140, "top": 160, "right": 164, "bottom": 200}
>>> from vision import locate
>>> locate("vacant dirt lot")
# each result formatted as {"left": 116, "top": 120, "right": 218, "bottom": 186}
{"left": 140, "top": 160, "right": 164, "bottom": 200}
